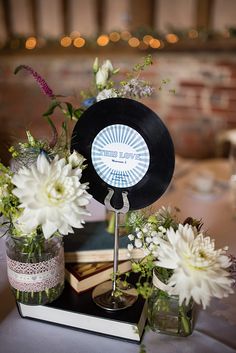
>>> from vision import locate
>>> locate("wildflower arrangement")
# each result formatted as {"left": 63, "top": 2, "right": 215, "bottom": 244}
{"left": 0, "top": 55, "right": 171, "bottom": 305}
{"left": 127, "top": 206, "right": 234, "bottom": 309}
{"left": 1, "top": 55, "right": 157, "bottom": 245}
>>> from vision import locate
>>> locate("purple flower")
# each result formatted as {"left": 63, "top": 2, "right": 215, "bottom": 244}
{"left": 14, "top": 65, "right": 54, "bottom": 98}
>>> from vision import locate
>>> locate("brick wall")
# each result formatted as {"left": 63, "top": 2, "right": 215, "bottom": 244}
{"left": 0, "top": 51, "right": 236, "bottom": 164}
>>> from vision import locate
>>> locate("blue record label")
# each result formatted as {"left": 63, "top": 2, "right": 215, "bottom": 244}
{"left": 91, "top": 124, "right": 150, "bottom": 188}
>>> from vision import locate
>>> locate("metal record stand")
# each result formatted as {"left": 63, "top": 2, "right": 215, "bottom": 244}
{"left": 92, "top": 188, "right": 138, "bottom": 311}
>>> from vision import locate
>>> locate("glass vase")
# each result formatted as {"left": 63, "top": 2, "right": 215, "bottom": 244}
{"left": 6, "top": 234, "right": 64, "bottom": 305}
{"left": 148, "top": 287, "right": 194, "bottom": 337}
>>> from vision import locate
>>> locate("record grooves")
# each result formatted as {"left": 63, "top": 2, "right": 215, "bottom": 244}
{"left": 71, "top": 98, "right": 175, "bottom": 210}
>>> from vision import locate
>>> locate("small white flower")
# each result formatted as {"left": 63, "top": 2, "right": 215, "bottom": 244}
{"left": 0, "top": 184, "right": 9, "bottom": 199}
{"left": 96, "top": 89, "right": 118, "bottom": 102}
{"left": 143, "top": 248, "right": 150, "bottom": 256}
{"left": 12, "top": 153, "right": 92, "bottom": 239}
{"left": 142, "top": 227, "right": 148, "bottom": 233}
{"left": 134, "top": 238, "right": 143, "bottom": 248}
{"left": 96, "top": 67, "right": 109, "bottom": 87}
{"left": 145, "top": 237, "right": 152, "bottom": 244}
{"left": 93, "top": 57, "right": 99, "bottom": 73}
{"left": 68, "top": 151, "right": 86, "bottom": 169}
{"left": 153, "top": 236, "right": 160, "bottom": 245}
{"left": 127, "top": 243, "right": 134, "bottom": 251}
{"left": 128, "top": 233, "right": 135, "bottom": 241}
{"left": 158, "top": 226, "right": 166, "bottom": 233}
{"left": 101, "top": 60, "right": 113, "bottom": 73}
{"left": 151, "top": 231, "right": 158, "bottom": 237}
{"left": 149, "top": 243, "right": 154, "bottom": 251}
{"left": 137, "top": 231, "right": 143, "bottom": 239}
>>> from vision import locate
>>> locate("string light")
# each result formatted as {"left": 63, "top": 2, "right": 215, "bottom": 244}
{"left": 165, "top": 33, "right": 179, "bottom": 44}
{"left": 97, "top": 35, "right": 109, "bottom": 46}
{"left": 109, "top": 32, "right": 120, "bottom": 42}
{"left": 188, "top": 29, "right": 198, "bottom": 39}
{"left": 121, "top": 31, "right": 131, "bottom": 40}
{"left": 73, "top": 37, "right": 85, "bottom": 48}
{"left": 60, "top": 36, "right": 72, "bottom": 47}
{"left": 2, "top": 27, "right": 234, "bottom": 52}
{"left": 25, "top": 37, "right": 37, "bottom": 49}
{"left": 128, "top": 37, "right": 140, "bottom": 47}
{"left": 70, "top": 31, "right": 80, "bottom": 39}
{"left": 143, "top": 35, "right": 153, "bottom": 45}
{"left": 149, "top": 38, "right": 161, "bottom": 49}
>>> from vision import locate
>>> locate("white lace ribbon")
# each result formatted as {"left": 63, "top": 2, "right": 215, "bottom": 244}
{"left": 6, "top": 249, "right": 64, "bottom": 292}
{"left": 152, "top": 270, "right": 173, "bottom": 293}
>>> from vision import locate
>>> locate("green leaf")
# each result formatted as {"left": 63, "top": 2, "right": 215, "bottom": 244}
{"left": 43, "top": 100, "right": 60, "bottom": 116}
{"left": 65, "top": 102, "right": 73, "bottom": 118}
{"left": 45, "top": 116, "right": 58, "bottom": 148}
{"left": 73, "top": 108, "right": 84, "bottom": 119}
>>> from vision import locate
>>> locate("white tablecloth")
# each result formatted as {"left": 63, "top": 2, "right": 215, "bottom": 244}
{"left": 0, "top": 158, "right": 236, "bottom": 353}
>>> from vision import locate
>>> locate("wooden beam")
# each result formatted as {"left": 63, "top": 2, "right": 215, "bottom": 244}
{"left": 31, "top": 0, "right": 39, "bottom": 36}
{"left": 96, "top": 0, "right": 105, "bottom": 33}
{"left": 129, "top": 0, "right": 154, "bottom": 30}
{"left": 196, "top": 0, "right": 214, "bottom": 29}
{"left": 150, "top": 0, "right": 157, "bottom": 28}
{"left": 62, "top": 0, "right": 70, "bottom": 35}
{"left": 2, "top": 0, "right": 13, "bottom": 38}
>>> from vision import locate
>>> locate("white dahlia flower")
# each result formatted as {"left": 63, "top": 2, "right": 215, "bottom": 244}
{"left": 12, "top": 153, "right": 91, "bottom": 239}
{"left": 155, "top": 224, "right": 234, "bottom": 309}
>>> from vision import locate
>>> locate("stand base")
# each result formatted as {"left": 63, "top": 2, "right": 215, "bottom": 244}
{"left": 92, "top": 281, "right": 138, "bottom": 311}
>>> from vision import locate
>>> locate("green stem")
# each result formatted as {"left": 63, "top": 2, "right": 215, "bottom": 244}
{"left": 179, "top": 305, "right": 191, "bottom": 335}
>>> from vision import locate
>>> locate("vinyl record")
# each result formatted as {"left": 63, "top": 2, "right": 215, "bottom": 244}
{"left": 71, "top": 98, "right": 175, "bottom": 210}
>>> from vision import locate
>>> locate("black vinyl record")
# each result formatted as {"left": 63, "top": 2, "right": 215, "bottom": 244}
{"left": 71, "top": 98, "right": 175, "bottom": 210}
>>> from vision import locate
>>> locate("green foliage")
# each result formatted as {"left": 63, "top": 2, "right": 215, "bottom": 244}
{"left": 133, "top": 54, "right": 153, "bottom": 73}
{"left": 131, "top": 255, "right": 155, "bottom": 299}
{"left": 43, "top": 99, "right": 61, "bottom": 117}
{"left": 0, "top": 163, "right": 20, "bottom": 224}
{"left": 126, "top": 207, "right": 185, "bottom": 299}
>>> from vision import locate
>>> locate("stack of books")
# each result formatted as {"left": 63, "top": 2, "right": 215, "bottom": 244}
{"left": 17, "top": 221, "right": 147, "bottom": 342}
{"left": 64, "top": 221, "right": 143, "bottom": 263}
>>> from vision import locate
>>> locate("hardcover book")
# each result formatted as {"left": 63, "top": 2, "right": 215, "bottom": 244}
{"left": 64, "top": 221, "right": 143, "bottom": 263}
{"left": 17, "top": 282, "right": 147, "bottom": 342}
{"left": 65, "top": 260, "right": 132, "bottom": 293}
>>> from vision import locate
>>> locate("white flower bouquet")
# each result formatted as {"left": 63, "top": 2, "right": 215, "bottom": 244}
{"left": 0, "top": 65, "right": 94, "bottom": 304}
{"left": 126, "top": 207, "right": 235, "bottom": 335}
{"left": 1, "top": 55, "right": 160, "bottom": 304}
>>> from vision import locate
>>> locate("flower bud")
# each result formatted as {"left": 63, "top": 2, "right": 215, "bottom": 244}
{"left": 95, "top": 67, "right": 109, "bottom": 88}
{"left": 102, "top": 59, "right": 113, "bottom": 73}
{"left": 93, "top": 57, "right": 99, "bottom": 73}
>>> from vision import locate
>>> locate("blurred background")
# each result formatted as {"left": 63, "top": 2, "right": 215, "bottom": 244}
{"left": 0, "top": 0, "right": 236, "bottom": 165}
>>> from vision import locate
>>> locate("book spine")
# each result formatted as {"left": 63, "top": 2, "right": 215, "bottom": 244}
{"left": 65, "top": 261, "right": 132, "bottom": 293}
{"left": 65, "top": 249, "right": 143, "bottom": 263}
